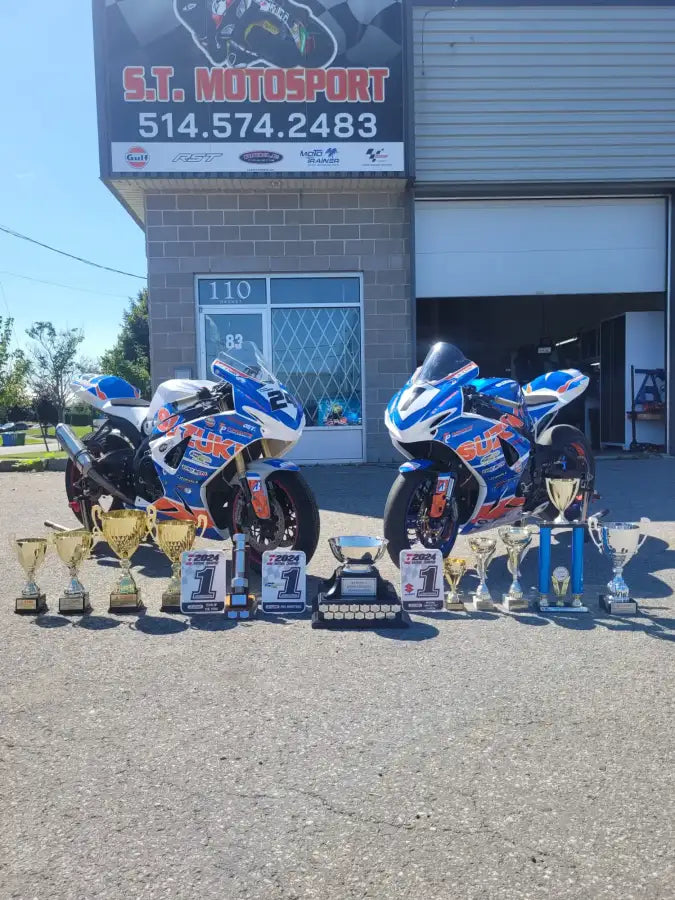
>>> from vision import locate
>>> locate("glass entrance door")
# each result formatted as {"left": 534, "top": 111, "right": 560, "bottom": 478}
{"left": 197, "top": 274, "right": 365, "bottom": 463}
{"left": 201, "top": 311, "right": 265, "bottom": 375}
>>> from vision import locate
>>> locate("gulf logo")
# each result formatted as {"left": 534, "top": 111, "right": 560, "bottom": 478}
{"left": 126, "top": 146, "right": 149, "bottom": 170}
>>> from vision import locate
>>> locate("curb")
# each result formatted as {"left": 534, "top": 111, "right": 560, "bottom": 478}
{"left": 0, "top": 458, "right": 67, "bottom": 473}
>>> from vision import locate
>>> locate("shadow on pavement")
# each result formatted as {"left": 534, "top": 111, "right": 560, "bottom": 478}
{"left": 33, "top": 614, "right": 70, "bottom": 628}
{"left": 375, "top": 621, "right": 439, "bottom": 641}
{"left": 131, "top": 615, "right": 188, "bottom": 635}
{"left": 188, "top": 615, "right": 239, "bottom": 632}
{"left": 75, "top": 615, "right": 122, "bottom": 630}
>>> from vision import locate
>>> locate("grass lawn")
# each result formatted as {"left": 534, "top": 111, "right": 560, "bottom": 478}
{"left": 3, "top": 451, "right": 67, "bottom": 463}
{"left": 25, "top": 424, "right": 91, "bottom": 444}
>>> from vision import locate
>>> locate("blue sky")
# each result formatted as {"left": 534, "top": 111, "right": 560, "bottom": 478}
{"left": 0, "top": 1, "right": 146, "bottom": 360}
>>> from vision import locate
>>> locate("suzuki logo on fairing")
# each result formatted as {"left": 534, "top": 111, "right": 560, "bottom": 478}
{"left": 457, "top": 423, "right": 514, "bottom": 463}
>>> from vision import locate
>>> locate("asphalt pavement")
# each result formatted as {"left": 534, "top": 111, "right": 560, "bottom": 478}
{"left": 1, "top": 459, "right": 673, "bottom": 899}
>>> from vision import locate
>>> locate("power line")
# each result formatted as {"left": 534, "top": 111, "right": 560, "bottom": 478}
{"left": 0, "top": 224, "right": 146, "bottom": 280}
{"left": 0, "top": 269, "right": 135, "bottom": 300}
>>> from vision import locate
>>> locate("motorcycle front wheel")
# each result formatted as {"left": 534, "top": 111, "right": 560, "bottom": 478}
{"left": 228, "top": 470, "right": 320, "bottom": 572}
{"left": 383, "top": 470, "right": 460, "bottom": 568}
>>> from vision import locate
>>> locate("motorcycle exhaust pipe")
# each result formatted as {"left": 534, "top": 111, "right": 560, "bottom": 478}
{"left": 55, "top": 424, "right": 131, "bottom": 503}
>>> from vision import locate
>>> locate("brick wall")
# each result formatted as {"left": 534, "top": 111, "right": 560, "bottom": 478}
{"left": 144, "top": 186, "right": 413, "bottom": 462}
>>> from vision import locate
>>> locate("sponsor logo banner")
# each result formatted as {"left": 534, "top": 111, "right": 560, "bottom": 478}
{"left": 112, "top": 142, "right": 404, "bottom": 174}
{"left": 95, "top": 0, "right": 405, "bottom": 176}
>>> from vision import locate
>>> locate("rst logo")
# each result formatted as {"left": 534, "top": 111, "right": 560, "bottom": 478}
{"left": 173, "top": 153, "right": 223, "bottom": 163}
{"left": 267, "top": 553, "right": 301, "bottom": 565}
{"left": 403, "top": 552, "right": 437, "bottom": 563}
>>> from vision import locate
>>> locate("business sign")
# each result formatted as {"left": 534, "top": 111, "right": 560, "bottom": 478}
{"left": 94, "top": 1, "right": 405, "bottom": 176}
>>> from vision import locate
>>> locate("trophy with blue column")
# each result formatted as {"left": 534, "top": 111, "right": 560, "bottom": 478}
{"left": 537, "top": 477, "right": 588, "bottom": 613}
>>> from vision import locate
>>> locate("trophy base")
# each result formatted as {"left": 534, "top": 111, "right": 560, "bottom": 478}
{"left": 109, "top": 592, "right": 144, "bottom": 614}
{"left": 538, "top": 595, "right": 588, "bottom": 614}
{"left": 600, "top": 594, "right": 638, "bottom": 615}
{"left": 160, "top": 589, "right": 181, "bottom": 615}
{"left": 225, "top": 594, "right": 258, "bottom": 620}
{"left": 59, "top": 592, "right": 91, "bottom": 615}
{"left": 312, "top": 596, "right": 409, "bottom": 628}
{"left": 444, "top": 598, "right": 466, "bottom": 612}
{"left": 470, "top": 595, "right": 496, "bottom": 611}
{"left": 312, "top": 567, "right": 408, "bottom": 628}
{"left": 499, "top": 592, "right": 530, "bottom": 613}
{"left": 15, "top": 593, "right": 47, "bottom": 615}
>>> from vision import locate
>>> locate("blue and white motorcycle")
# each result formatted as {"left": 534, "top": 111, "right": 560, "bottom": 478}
{"left": 56, "top": 343, "right": 319, "bottom": 569}
{"left": 383, "top": 342, "right": 595, "bottom": 566}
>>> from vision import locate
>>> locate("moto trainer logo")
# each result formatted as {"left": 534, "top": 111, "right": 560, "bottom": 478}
{"left": 175, "top": 0, "right": 338, "bottom": 69}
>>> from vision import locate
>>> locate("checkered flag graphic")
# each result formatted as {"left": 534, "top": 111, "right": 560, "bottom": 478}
{"left": 102, "top": 0, "right": 402, "bottom": 67}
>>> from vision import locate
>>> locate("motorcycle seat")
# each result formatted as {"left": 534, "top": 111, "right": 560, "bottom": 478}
{"left": 109, "top": 398, "right": 150, "bottom": 408}
{"left": 523, "top": 391, "right": 559, "bottom": 407}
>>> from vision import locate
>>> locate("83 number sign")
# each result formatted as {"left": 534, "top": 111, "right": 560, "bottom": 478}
{"left": 262, "top": 550, "right": 306, "bottom": 614}
{"left": 180, "top": 550, "right": 229, "bottom": 614}
{"left": 399, "top": 549, "right": 444, "bottom": 612}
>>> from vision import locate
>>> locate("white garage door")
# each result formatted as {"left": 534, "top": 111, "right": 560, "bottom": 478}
{"left": 415, "top": 198, "right": 667, "bottom": 297}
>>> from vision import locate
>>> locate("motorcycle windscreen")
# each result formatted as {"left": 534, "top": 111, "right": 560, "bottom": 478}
{"left": 414, "top": 342, "right": 479, "bottom": 386}
{"left": 211, "top": 341, "right": 276, "bottom": 386}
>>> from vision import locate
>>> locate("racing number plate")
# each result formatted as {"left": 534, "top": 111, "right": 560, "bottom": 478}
{"left": 180, "top": 550, "right": 228, "bottom": 614}
{"left": 399, "top": 549, "right": 444, "bottom": 612}
{"left": 261, "top": 550, "right": 306, "bottom": 614}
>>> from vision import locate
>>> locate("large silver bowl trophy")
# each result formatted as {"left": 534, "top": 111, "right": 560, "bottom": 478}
{"left": 312, "top": 536, "right": 408, "bottom": 628}
{"left": 588, "top": 517, "right": 650, "bottom": 615}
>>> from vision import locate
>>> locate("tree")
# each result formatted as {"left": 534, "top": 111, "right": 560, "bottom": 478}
{"left": 0, "top": 317, "right": 30, "bottom": 422}
{"left": 26, "top": 321, "right": 84, "bottom": 421}
{"left": 100, "top": 289, "right": 151, "bottom": 398}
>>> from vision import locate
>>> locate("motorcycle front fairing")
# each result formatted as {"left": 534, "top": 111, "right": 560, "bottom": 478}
{"left": 146, "top": 356, "right": 303, "bottom": 537}
{"left": 435, "top": 404, "right": 532, "bottom": 535}
{"left": 386, "top": 348, "right": 533, "bottom": 534}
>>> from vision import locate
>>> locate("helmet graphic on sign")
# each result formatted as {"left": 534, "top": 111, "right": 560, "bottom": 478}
{"left": 174, "top": 0, "right": 337, "bottom": 69}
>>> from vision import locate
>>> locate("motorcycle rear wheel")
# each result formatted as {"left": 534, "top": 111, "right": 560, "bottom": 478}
{"left": 384, "top": 470, "right": 460, "bottom": 568}
{"left": 228, "top": 470, "right": 320, "bottom": 572}
{"left": 64, "top": 431, "right": 125, "bottom": 526}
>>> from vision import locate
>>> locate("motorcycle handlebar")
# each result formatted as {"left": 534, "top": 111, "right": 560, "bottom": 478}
{"left": 494, "top": 397, "right": 520, "bottom": 411}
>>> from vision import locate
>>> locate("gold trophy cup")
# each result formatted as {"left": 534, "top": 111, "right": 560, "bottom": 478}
{"left": 150, "top": 514, "right": 208, "bottom": 613}
{"left": 52, "top": 529, "right": 94, "bottom": 615}
{"left": 13, "top": 537, "right": 48, "bottom": 614}
{"left": 443, "top": 557, "right": 467, "bottom": 610}
{"left": 546, "top": 476, "right": 581, "bottom": 525}
{"left": 92, "top": 506, "right": 155, "bottom": 613}
{"left": 551, "top": 566, "right": 571, "bottom": 607}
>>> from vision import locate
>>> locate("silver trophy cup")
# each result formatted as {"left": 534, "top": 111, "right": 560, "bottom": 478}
{"left": 468, "top": 537, "right": 497, "bottom": 610}
{"left": 588, "top": 517, "right": 650, "bottom": 615}
{"left": 329, "top": 536, "right": 388, "bottom": 571}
